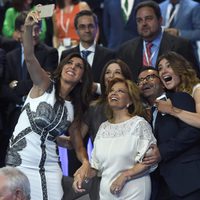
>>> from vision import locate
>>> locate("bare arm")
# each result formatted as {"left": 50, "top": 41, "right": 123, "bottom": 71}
{"left": 156, "top": 88, "right": 200, "bottom": 128}
{"left": 110, "top": 163, "right": 150, "bottom": 195}
{"left": 69, "top": 122, "right": 90, "bottom": 174}
{"left": 23, "top": 10, "right": 50, "bottom": 97}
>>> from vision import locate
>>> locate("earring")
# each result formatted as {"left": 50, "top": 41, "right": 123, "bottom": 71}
{"left": 126, "top": 103, "right": 129, "bottom": 108}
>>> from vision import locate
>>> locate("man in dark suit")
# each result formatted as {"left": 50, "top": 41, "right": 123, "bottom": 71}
{"left": 0, "top": 35, "right": 20, "bottom": 53}
{"left": 2, "top": 12, "right": 58, "bottom": 140}
{"left": 61, "top": 10, "right": 115, "bottom": 86}
{"left": 0, "top": 48, "right": 7, "bottom": 168}
{"left": 138, "top": 67, "right": 200, "bottom": 199}
{"left": 118, "top": 1, "right": 200, "bottom": 82}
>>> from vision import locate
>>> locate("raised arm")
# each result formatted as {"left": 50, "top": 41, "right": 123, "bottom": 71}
{"left": 23, "top": 10, "right": 50, "bottom": 97}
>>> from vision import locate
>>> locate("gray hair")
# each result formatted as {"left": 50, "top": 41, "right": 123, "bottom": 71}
{"left": 0, "top": 166, "right": 31, "bottom": 199}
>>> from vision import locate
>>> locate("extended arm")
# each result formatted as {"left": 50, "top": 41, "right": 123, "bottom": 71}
{"left": 23, "top": 10, "right": 50, "bottom": 97}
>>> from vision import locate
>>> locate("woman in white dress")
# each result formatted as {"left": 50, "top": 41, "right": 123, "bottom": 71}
{"left": 6, "top": 10, "right": 92, "bottom": 200}
{"left": 73, "top": 78, "right": 157, "bottom": 200}
{"left": 155, "top": 51, "right": 200, "bottom": 128}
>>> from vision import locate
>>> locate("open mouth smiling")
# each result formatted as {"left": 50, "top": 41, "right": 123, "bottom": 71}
{"left": 163, "top": 76, "right": 172, "bottom": 82}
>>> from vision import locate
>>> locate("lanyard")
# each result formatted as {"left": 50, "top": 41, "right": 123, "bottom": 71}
{"left": 143, "top": 41, "right": 157, "bottom": 66}
{"left": 60, "top": 6, "right": 74, "bottom": 33}
{"left": 165, "top": 4, "right": 179, "bottom": 28}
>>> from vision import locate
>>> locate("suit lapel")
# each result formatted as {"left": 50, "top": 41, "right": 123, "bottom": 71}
{"left": 158, "top": 32, "right": 175, "bottom": 59}
{"left": 175, "top": 0, "right": 186, "bottom": 26}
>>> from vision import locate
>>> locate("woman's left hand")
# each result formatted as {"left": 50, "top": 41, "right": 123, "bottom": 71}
{"left": 155, "top": 99, "right": 173, "bottom": 114}
{"left": 73, "top": 161, "right": 90, "bottom": 192}
{"left": 110, "top": 173, "right": 127, "bottom": 195}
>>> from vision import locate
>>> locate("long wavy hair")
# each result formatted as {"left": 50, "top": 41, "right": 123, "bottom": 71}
{"left": 157, "top": 51, "right": 200, "bottom": 95}
{"left": 53, "top": 52, "right": 93, "bottom": 124}
{"left": 96, "top": 59, "right": 133, "bottom": 105}
{"left": 106, "top": 78, "right": 146, "bottom": 120}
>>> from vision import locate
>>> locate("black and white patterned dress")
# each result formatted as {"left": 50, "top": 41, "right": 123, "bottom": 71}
{"left": 6, "top": 83, "right": 74, "bottom": 200}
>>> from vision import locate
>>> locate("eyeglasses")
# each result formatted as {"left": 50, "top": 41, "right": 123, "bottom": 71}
{"left": 78, "top": 24, "right": 96, "bottom": 31}
{"left": 137, "top": 74, "right": 159, "bottom": 86}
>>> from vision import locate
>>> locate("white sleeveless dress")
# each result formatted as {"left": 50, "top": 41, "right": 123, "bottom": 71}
{"left": 6, "top": 83, "right": 74, "bottom": 200}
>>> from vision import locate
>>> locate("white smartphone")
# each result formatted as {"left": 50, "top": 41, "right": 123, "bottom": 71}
{"left": 37, "top": 4, "right": 55, "bottom": 18}
{"left": 156, "top": 94, "right": 167, "bottom": 116}
{"left": 156, "top": 94, "right": 167, "bottom": 101}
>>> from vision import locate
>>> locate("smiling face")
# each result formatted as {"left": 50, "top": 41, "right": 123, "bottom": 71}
{"left": 104, "top": 63, "right": 125, "bottom": 89}
{"left": 136, "top": 6, "right": 162, "bottom": 41}
{"left": 61, "top": 57, "right": 84, "bottom": 85}
{"left": 158, "top": 58, "right": 181, "bottom": 91}
{"left": 138, "top": 69, "right": 164, "bottom": 103}
{"left": 107, "top": 82, "right": 131, "bottom": 111}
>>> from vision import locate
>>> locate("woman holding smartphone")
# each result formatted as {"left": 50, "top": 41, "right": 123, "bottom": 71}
{"left": 6, "top": 10, "right": 92, "bottom": 200}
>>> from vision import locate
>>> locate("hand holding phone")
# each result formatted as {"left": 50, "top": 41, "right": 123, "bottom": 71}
{"left": 156, "top": 94, "right": 167, "bottom": 101}
{"left": 156, "top": 94, "right": 168, "bottom": 116}
{"left": 37, "top": 4, "right": 55, "bottom": 18}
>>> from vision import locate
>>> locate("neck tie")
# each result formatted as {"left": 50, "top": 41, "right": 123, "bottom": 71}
{"left": 122, "top": 0, "right": 129, "bottom": 22}
{"left": 81, "top": 50, "right": 91, "bottom": 61}
{"left": 151, "top": 106, "right": 157, "bottom": 131}
{"left": 143, "top": 42, "right": 153, "bottom": 67}
{"left": 169, "top": 3, "right": 177, "bottom": 27}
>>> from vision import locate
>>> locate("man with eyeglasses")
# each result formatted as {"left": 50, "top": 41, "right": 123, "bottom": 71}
{"left": 117, "top": 0, "right": 199, "bottom": 82}
{"left": 61, "top": 10, "right": 115, "bottom": 90}
{"left": 138, "top": 66, "right": 200, "bottom": 200}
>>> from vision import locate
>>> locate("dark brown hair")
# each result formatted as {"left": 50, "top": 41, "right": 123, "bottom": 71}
{"left": 53, "top": 52, "right": 93, "bottom": 123}
{"left": 157, "top": 51, "right": 200, "bottom": 95}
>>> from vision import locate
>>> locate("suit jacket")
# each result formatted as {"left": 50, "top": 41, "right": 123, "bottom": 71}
{"left": 154, "top": 92, "right": 200, "bottom": 197}
{"left": 0, "top": 48, "right": 6, "bottom": 130}
{"left": 160, "top": 0, "right": 200, "bottom": 65}
{"left": 118, "top": 32, "right": 200, "bottom": 82}
{"left": 103, "top": 0, "right": 140, "bottom": 49}
{"left": 160, "top": 0, "right": 200, "bottom": 42}
{"left": 0, "top": 35, "right": 20, "bottom": 53}
{"left": 61, "top": 44, "right": 115, "bottom": 82}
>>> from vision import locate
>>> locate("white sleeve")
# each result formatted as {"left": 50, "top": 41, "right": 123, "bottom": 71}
{"left": 135, "top": 120, "right": 157, "bottom": 163}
